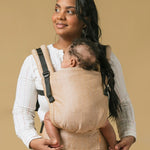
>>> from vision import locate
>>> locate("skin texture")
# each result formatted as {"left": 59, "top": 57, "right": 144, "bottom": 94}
{"left": 29, "top": 0, "right": 135, "bottom": 149}
{"left": 44, "top": 112, "right": 61, "bottom": 148}
{"left": 112, "top": 136, "right": 135, "bottom": 150}
{"left": 29, "top": 138, "right": 63, "bottom": 150}
{"left": 61, "top": 47, "right": 76, "bottom": 68}
{"left": 52, "top": 0, "right": 84, "bottom": 49}
{"left": 100, "top": 120, "right": 117, "bottom": 150}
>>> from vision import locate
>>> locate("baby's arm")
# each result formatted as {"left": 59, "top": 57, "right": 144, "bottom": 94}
{"left": 100, "top": 120, "right": 116, "bottom": 150}
{"left": 44, "top": 111, "right": 61, "bottom": 148}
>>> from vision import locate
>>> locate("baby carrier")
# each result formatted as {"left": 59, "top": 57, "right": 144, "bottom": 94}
{"left": 32, "top": 45, "right": 111, "bottom": 150}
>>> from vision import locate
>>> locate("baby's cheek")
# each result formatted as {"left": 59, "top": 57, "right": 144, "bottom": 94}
{"left": 61, "top": 61, "right": 66, "bottom": 68}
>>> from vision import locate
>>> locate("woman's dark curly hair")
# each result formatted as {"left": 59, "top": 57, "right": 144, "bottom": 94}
{"left": 75, "top": 0, "right": 122, "bottom": 118}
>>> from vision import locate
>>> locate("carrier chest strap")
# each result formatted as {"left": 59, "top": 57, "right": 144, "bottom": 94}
{"left": 37, "top": 89, "right": 44, "bottom": 96}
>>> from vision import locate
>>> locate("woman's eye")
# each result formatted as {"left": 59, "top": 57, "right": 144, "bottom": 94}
{"left": 67, "top": 10, "right": 74, "bottom": 14}
{"left": 55, "top": 8, "right": 60, "bottom": 13}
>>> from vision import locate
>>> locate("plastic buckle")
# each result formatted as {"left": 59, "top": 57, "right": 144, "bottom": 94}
{"left": 49, "top": 96, "right": 55, "bottom": 103}
{"left": 43, "top": 71, "right": 50, "bottom": 78}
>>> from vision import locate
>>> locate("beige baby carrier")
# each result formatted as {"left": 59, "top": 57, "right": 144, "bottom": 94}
{"left": 32, "top": 45, "right": 111, "bottom": 150}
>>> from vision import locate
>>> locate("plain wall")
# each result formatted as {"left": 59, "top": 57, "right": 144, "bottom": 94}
{"left": 0, "top": 0, "right": 150, "bottom": 149}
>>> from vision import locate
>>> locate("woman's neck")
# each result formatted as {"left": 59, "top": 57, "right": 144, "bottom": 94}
{"left": 53, "top": 34, "right": 81, "bottom": 52}
{"left": 53, "top": 38, "right": 73, "bottom": 52}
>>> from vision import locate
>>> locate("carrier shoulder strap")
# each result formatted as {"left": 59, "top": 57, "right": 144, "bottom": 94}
{"left": 32, "top": 45, "right": 55, "bottom": 104}
{"left": 106, "top": 45, "right": 112, "bottom": 61}
{"left": 103, "top": 45, "right": 112, "bottom": 97}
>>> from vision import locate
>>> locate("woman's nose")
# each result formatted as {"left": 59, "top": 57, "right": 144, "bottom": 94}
{"left": 57, "top": 11, "right": 66, "bottom": 20}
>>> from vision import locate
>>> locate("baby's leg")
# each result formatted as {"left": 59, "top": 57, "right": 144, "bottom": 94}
{"left": 44, "top": 111, "right": 61, "bottom": 148}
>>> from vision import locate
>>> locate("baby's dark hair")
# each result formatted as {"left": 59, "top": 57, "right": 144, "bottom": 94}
{"left": 68, "top": 38, "right": 99, "bottom": 71}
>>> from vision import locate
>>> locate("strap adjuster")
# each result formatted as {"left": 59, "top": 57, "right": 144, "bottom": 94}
{"left": 43, "top": 71, "right": 50, "bottom": 78}
{"left": 48, "top": 96, "right": 55, "bottom": 103}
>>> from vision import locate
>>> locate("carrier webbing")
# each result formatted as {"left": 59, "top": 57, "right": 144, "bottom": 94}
{"left": 103, "top": 45, "right": 112, "bottom": 99}
{"left": 103, "top": 45, "right": 111, "bottom": 61}
{"left": 37, "top": 89, "right": 44, "bottom": 96}
{"left": 32, "top": 45, "right": 55, "bottom": 109}
{"left": 36, "top": 48, "right": 54, "bottom": 103}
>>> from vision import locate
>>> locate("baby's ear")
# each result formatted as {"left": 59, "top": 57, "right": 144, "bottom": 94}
{"left": 70, "top": 58, "right": 77, "bottom": 67}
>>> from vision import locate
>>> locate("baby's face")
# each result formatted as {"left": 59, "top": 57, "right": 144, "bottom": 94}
{"left": 61, "top": 44, "right": 95, "bottom": 69}
{"left": 61, "top": 48, "right": 72, "bottom": 68}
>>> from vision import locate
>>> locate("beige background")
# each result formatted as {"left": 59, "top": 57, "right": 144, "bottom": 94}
{"left": 0, "top": 0, "right": 150, "bottom": 149}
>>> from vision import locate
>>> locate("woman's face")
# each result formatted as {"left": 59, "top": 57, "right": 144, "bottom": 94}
{"left": 52, "top": 0, "right": 84, "bottom": 39}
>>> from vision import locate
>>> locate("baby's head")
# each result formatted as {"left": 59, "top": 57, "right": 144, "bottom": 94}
{"left": 61, "top": 39, "right": 99, "bottom": 71}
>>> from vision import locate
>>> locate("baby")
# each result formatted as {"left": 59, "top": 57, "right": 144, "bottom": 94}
{"left": 44, "top": 39, "right": 116, "bottom": 149}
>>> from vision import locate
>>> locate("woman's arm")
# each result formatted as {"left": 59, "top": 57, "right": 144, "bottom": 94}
{"left": 12, "top": 55, "right": 41, "bottom": 148}
{"left": 109, "top": 52, "right": 136, "bottom": 149}
{"left": 12, "top": 55, "right": 63, "bottom": 150}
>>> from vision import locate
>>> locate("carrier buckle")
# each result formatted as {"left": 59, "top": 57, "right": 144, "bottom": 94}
{"left": 43, "top": 71, "right": 50, "bottom": 78}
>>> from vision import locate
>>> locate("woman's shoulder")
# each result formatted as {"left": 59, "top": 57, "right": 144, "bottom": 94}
{"left": 18, "top": 54, "right": 38, "bottom": 79}
{"left": 21, "top": 44, "right": 63, "bottom": 75}
{"left": 26, "top": 43, "right": 59, "bottom": 65}
{"left": 18, "top": 44, "right": 61, "bottom": 80}
{"left": 22, "top": 54, "right": 37, "bottom": 69}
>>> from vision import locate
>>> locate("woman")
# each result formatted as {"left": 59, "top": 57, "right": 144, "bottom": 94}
{"left": 12, "top": 0, "right": 136, "bottom": 150}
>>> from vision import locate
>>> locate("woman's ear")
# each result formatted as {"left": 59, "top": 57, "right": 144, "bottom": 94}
{"left": 70, "top": 58, "right": 77, "bottom": 67}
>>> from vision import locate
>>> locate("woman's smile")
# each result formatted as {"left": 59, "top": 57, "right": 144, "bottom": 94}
{"left": 56, "top": 22, "right": 68, "bottom": 29}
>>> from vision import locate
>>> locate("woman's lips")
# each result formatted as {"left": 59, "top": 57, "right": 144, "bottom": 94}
{"left": 56, "top": 23, "right": 68, "bottom": 29}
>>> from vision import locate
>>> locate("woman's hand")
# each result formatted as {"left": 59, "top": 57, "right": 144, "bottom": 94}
{"left": 29, "top": 138, "right": 63, "bottom": 150}
{"left": 113, "top": 136, "right": 135, "bottom": 150}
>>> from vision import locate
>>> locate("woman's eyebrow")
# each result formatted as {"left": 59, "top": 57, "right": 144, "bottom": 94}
{"left": 56, "top": 3, "right": 75, "bottom": 9}
{"left": 56, "top": 4, "right": 61, "bottom": 8}
{"left": 66, "top": 6, "right": 76, "bottom": 9}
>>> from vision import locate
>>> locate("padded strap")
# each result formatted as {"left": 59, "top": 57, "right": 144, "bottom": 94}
{"left": 32, "top": 45, "right": 55, "bottom": 104}
{"left": 36, "top": 48, "right": 54, "bottom": 103}
{"left": 106, "top": 45, "right": 111, "bottom": 60}
{"left": 103, "top": 45, "right": 111, "bottom": 99}
{"left": 41, "top": 45, "right": 54, "bottom": 73}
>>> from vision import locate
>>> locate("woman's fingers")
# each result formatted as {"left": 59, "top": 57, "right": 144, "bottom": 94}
{"left": 115, "top": 136, "right": 135, "bottom": 150}
{"left": 122, "top": 145, "right": 130, "bottom": 150}
{"left": 115, "top": 140, "right": 126, "bottom": 150}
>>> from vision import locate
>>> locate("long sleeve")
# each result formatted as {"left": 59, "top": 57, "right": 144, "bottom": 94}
{"left": 12, "top": 55, "right": 41, "bottom": 148}
{"left": 109, "top": 52, "right": 136, "bottom": 139}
